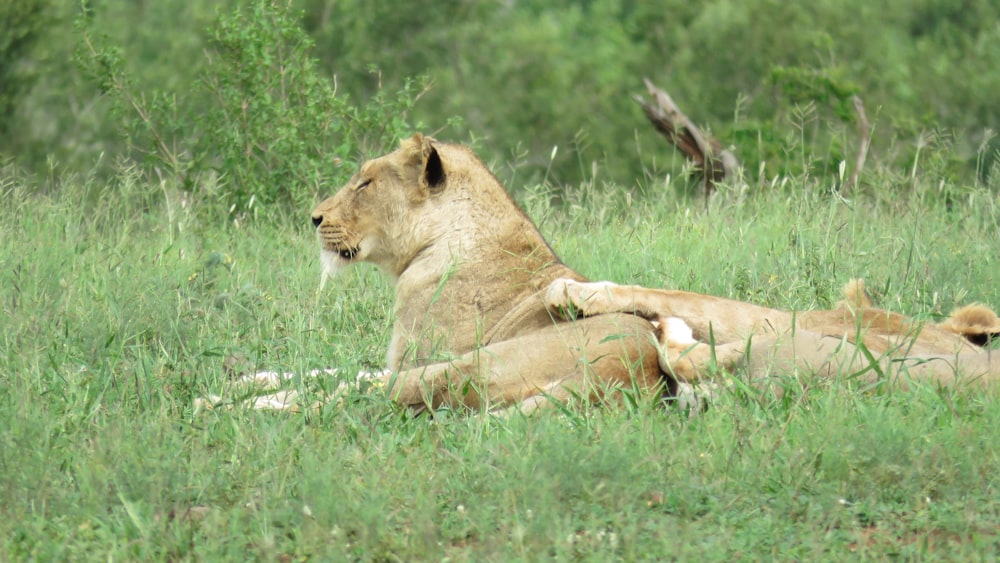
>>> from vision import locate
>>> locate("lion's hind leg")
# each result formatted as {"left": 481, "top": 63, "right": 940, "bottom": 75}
{"left": 652, "top": 317, "right": 877, "bottom": 401}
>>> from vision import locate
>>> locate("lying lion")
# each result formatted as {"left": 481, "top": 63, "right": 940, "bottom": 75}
{"left": 201, "top": 134, "right": 998, "bottom": 413}
{"left": 544, "top": 277, "right": 1000, "bottom": 391}
{"left": 303, "top": 133, "right": 663, "bottom": 414}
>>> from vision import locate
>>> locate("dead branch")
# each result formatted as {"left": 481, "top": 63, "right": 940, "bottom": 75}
{"left": 634, "top": 77, "right": 739, "bottom": 198}
{"left": 843, "top": 94, "right": 871, "bottom": 196}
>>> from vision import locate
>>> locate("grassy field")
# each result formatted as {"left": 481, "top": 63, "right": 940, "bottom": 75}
{"left": 2, "top": 163, "right": 1000, "bottom": 560}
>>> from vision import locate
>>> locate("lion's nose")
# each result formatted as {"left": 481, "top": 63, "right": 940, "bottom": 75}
{"left": 311, "top": 215, "right": 323, "bottom": 228}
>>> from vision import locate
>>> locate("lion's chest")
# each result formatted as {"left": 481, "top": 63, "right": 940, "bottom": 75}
{"left": 388, "top": 272, "right": 550, "bottom": 370}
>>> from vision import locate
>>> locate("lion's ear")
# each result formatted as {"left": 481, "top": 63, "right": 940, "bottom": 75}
{"left": 399, "top": 133, "right": 428, "bottom": 164}
{"left": 400, "top": 133, "right": 445, "bottom": 192}
{"left": 423, "top": 145, "right": 445, "bottom": 191}
{"left": 939, "top": 303, "right": 1000, "bottom": 347}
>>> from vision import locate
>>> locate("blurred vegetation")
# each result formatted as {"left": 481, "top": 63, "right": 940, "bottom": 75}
{"left": 2, "top": 0, "right": 1000, "bottom": 212}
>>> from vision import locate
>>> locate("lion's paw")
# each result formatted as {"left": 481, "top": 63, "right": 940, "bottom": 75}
{"left": 662, "top": 317, "right": 696, "bottom": 345}
{"left": 673, "top": 381, "right": 720, "bottom": 417}
{"left": 355, "top": 369, "right": 392, "bottom": 390}
{"left": 655, "top": 317, "right": 711, "bottom": 383}
{"left": 544, "top": 278, "right": 619, "bottom": 318}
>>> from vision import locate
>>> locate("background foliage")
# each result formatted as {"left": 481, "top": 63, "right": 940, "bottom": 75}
{"left": 2, "top": 0, "right": 1000, "bottom": 207}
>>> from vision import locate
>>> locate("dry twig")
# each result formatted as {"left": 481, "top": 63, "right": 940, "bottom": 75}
{"left": 634, "top": 78, "right": 739, "bottom": 199}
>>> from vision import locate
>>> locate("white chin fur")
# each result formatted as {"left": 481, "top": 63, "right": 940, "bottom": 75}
{"left": 319, "top": 250, "right": 350, "bottom": 288}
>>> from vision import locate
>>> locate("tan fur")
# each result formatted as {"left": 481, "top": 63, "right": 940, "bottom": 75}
{"left": 544, "top": 278, "right": 999, "bottom": 390}
{"left": 310, "top": 134, "right": 661, "bottom": 413}
{"left": 837, "top": 278, "right": 872, "bottom": 310}
{"left": 938, "top": 304, "right": 1000, "bottom": 346}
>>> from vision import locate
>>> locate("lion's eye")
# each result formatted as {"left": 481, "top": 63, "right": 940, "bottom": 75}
{"left": 356, "top": 179, "right": 372, "bottom": 191}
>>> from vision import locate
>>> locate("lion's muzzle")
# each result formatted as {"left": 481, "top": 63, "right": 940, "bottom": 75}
{"left": 313, "top": 215, "right": 362, "bottom": 262}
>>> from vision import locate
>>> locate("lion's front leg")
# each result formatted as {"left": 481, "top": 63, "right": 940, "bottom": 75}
{"left": 195, "top": 368, "right": 345, "bottom": 412}
{"left": 195, "top": 367, "right": 397, "bottom": 413}
{"left": 544, "top": 280, "right": 744, "bottom": 384}
{"left": 377, "top": 346, "right": 568, "bottom": 412}
{"left": 382, "top": 314, "right": 662, "bottom": 413}
{"left": 545, "top": 278, "right": 642, "bottom": 319}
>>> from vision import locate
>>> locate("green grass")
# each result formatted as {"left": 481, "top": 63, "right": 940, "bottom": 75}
{"left": 2, "top": 165, "right": 1000, "bottom": 560}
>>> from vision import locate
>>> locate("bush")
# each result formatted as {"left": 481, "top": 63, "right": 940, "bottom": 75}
{"left": 75, "top": 0, "right": 424, "bottom": 215}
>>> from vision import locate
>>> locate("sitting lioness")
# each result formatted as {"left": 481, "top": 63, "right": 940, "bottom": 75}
{"left": 544, "top": 278, "right": 1000, "bottom": 391}
{"left": 308, "top": 134, "right": 663, "bottom": 414}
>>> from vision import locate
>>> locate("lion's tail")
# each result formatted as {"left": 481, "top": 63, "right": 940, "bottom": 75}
{"left": 938, "top": 303, "right": 1000, "bottom": 347}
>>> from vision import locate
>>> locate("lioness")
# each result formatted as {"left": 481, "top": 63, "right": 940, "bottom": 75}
{"left": 308, "top": 134, "right": 662, "bottom": 414}
{"left": 544, "top": 277, "right": 1000, "bottom": 390}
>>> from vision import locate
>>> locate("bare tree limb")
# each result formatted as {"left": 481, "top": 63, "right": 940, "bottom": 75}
{"left": 843, "top": 94, "right": 871, "bottom": 196}
{"left": 634, "top": 77, "right": 739, "bottom": 198}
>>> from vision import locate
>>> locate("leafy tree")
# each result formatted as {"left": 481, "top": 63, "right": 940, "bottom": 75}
{"left": 0, "top": 0, "right": 58, "bottom": 156}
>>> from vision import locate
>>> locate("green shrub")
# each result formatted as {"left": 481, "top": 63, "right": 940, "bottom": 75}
{"left": 76, "top": 0, "right": 424, "bottom": 215}
{"left": 199, "top": 2, "right": 426, "bottom": 210}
